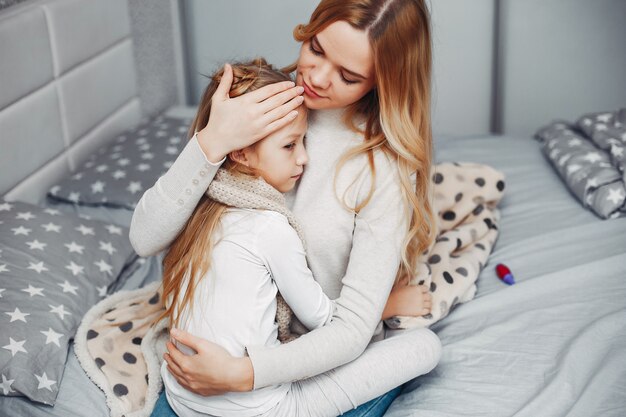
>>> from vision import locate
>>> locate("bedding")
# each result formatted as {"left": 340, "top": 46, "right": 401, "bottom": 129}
{"left": 71, "top": 161, "right": 505, "bottom": 417}
{"left": 45, "top": 199, "right": 135, "bottom": 227}
{"left": 387, "top": 162, "right": 505, "bottom": 329}
{"left": 0, "top": 199, "right": 137, "bottom": 405}
{"left": 2, "top": 131, "right": 625, "bottom": 417}
{"left": 47, "top": 114, "right": 194, "bottom": 210}
{"left": 0, "top": 255, "right": 163, "bottom": 417}
{"left": 535, "top": 108, "right": 626, "bottom": 219}
{"left": 384, "top": 134, "right": 626, "bottom": 417}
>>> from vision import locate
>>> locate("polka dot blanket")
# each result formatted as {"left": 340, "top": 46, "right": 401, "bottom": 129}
{"left": 385, "top": 161, "right": 506, "bottom": 329}
{"left": 73, "top": 161, "right": 505, "bottom": 417}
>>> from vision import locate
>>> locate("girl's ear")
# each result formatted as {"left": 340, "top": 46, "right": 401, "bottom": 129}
{"left": 229, "top": 149, "right": 249, "bottom": 166}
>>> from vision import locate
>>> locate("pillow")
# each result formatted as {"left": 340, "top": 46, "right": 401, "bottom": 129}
{"left": 47, "top": 114, "right": 193, "bottom": 210}
{"left": 0, "top": 199, "right": 137, "bottom": 405}
{"left": 535, "top": 108, "right": 626, "bottom": 219}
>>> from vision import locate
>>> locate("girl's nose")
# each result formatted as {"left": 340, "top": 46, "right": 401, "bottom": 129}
{"left": 297, "top": 148, "right": 309, "bottom": 166}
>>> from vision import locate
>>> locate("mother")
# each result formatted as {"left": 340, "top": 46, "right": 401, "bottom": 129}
{"left": 132, "top": 0, "right": 442, "bottom": 415}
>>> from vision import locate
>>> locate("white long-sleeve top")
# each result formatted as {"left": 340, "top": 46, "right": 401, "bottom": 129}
{"left": 131, "top": 108, "right": 408, "bottom": 389}
{"left": 162, "top": 208, "right": 334, "bottom": 417}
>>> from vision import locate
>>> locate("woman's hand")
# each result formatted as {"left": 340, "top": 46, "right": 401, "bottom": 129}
{"left": 164, "top": 328, "right": 254, "bottom": 396}
{"left": 382, "top": 279, "right": 432, "bottom": 320}
{"left": 197, "top": 63, "right": 305, "bottom": 163}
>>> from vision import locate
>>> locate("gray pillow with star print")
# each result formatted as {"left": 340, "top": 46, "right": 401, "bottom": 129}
{"left": 47, "top": 114, "right": 193, "bottom": 210}
{"left": 535, "top": 108, "right": 626, "bottom": 219}
{"left": 0, "top": 199, "right": 137, "bottom": 405}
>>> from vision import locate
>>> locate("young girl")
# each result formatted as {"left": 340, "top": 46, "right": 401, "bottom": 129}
{"left": 159, "top": 60, "right": 429, "bottom": 417}
{"left": 132, "top": 0, "right": 442, "bottom": 415}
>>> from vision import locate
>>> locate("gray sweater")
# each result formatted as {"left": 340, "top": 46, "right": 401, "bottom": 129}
{"left": 129, "top": 108, "right": 407, "bottom": 389}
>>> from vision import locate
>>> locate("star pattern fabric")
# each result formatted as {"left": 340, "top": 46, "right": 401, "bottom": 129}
{"left": 535, "top": 108, "right": 626, "bottom": 219}
{"left": 48, "top": 115, "right": 193, "bottom": 210}
{"left": 0, "top": 199, "right": 136, "bottom": 405}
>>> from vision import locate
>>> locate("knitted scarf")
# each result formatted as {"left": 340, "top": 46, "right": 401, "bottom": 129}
{"left": 206, "top": 168, "right": 302, "bottom": 342}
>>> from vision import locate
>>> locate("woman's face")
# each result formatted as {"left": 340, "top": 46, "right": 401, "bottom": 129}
{"left": 296, "top": 21, "right": 376, "bottom": 110}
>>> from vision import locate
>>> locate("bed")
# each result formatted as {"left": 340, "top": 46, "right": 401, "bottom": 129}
{"left": 1, "top": 0, "right": 625, "bottom": 416}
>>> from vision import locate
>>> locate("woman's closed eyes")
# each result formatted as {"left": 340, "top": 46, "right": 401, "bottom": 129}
{"left": 309, "top": 38, "right": 360, "bottom": 85}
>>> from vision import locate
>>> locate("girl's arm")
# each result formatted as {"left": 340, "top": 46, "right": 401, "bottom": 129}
{"left": 258, "top": 213, "right": 334, "bottom": 330}
{"left": 129, "top": 64, "right": 303, "bottom": 256}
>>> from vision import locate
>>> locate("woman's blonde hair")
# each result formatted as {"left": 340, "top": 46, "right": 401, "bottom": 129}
{"left": 159, "top": 58, "right": 293, "bottom": 329}
{"left": 284, "top": 0, "right": 435, "bottom": 283}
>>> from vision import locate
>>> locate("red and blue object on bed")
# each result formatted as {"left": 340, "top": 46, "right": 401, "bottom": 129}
{"left": 495, "top": 263, "right": 515, "bottom": 285}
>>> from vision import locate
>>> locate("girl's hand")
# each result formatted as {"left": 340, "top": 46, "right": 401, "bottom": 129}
{"left": 164, "top": 328, "right": 254, "bottom": 396}
{"left": 197, "top": 63, "right": 305, "bottom": 162}
{"left": 382, "top": 282, "right": 432, "bottom": 320}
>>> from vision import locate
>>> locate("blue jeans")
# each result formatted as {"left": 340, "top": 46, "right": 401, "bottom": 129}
{"left": 339, "top": 385, "right": 403, "bottom": 417}
{"left": 151, "top": 386, "right": 402, "bottom": 417}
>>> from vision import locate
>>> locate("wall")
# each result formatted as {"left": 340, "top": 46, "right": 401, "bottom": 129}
{"left": 497, "top": 0, "right": 626, "bottom": 136}
{"left": 182, "top": 0, "right": 319, "bottom": 105}
{"left": 0, "top": 0, "right": 28, "bottom": 9}
{"left": 127, "top": 0, "right": 179, "bottom": 118}
{"left": 429, "top": 0, "right": 495, "bottom": 136}
{"left": 0, "top": 0, "right": 180, "bottom": 119}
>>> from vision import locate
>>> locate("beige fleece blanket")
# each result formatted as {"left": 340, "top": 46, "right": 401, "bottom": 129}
{"left": 386, "top": 161, "right": 505, "bottom": 329}
{"left": 74, "top": 162, "right": 505, "bottom": 417}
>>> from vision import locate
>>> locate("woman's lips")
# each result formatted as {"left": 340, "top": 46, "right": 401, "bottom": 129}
{"left": 302, "top": 81, "right": 322, "bottom": 99}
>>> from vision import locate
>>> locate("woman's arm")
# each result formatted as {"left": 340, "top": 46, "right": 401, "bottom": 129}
{"left": 166, "top": 154, "right": 408, "bottom": 392}
{"left": 129, "top": 135, "right": 222, "bottom": 256}
{"left": 129, "top": 64, "right": 304, "bottom": 256}
{"left": 246, "top": 155, "right": 407, "bottom": 388}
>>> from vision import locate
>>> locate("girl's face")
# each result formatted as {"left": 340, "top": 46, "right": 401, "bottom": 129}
{"left": 296, "top": 21, "right": 376, "bottom": 110}
{"left": 242, "top": 111, "right": 309, "bottom": 193}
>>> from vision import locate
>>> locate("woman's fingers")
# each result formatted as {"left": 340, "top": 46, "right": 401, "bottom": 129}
{"left": 164, "top": 350, "right": 189, "bottom": 384}
{"left": 165, "top": 339, "right": 192, "bottom": 378}
{"left": 246, "top": 80, "right": 296, "bottom": 103}
{"left": 259, "top": 85, "right": 304, "bottom": 114}
{"left": 260, "top": 95, "right": 305, "bottom": 134}
{"left": 165, "top": 341, "right": 187, "bottom": 369}
{"left": 170, "top": 328, "right": 204, "bottom": 354}
{"left": 263, "top": 110, "right": 300, "bottom": 137}
{"left": 214, "top": 63, "right": 234, "bottom": 100}
{"left": 261, "top": 93, "right": 304, "bottom": 123}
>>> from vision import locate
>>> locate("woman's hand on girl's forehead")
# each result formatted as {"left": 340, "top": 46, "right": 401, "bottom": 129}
{"left": 196, "top": 63, "right": 305, "bottom": 163}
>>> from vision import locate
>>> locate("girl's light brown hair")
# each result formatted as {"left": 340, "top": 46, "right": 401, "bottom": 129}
{"left": 159, "top": 58, "right": 293, "bottom": 329}
{"left": 284, "top": 0, "right": 436, "bottom": 283}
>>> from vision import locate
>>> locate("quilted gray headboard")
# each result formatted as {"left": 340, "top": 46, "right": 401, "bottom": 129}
{"left": 0, "top": 0, "right": 142, "bottom": 204}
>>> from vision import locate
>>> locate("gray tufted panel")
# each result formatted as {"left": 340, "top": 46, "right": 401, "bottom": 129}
{"left": 0, "top": 0, "right": 142, "bottom": 203}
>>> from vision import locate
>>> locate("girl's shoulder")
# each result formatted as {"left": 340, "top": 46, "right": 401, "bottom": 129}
{"left": 220, "top": 209, "right": 299, "bottom": 253}
{"left": 247, "top": 211, "right": 303, "bottom": 257}
{"left": 225, "top": 208, "right": 294, "bottom": 235}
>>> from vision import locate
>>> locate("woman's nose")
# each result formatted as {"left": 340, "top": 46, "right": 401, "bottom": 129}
{"left": 309, "top": 62, "right": 331, "bottom": 90}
